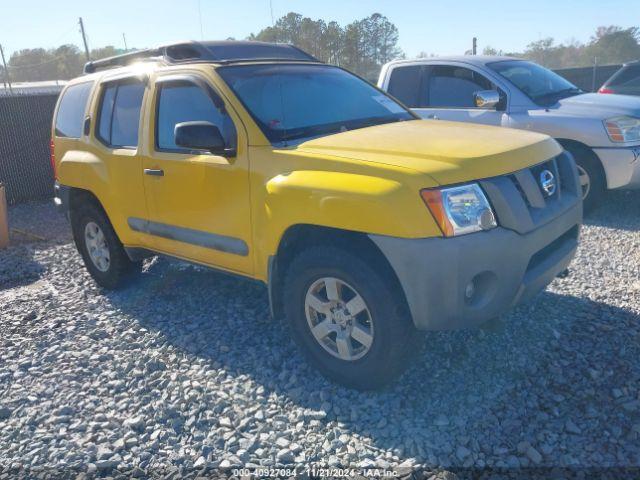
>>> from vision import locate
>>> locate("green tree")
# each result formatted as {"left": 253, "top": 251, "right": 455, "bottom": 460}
{"left": 250, "top": 11, "right": 403, "bottom": 81}
{"left": 585, "top": 26, "right": 640, "bottom": 65}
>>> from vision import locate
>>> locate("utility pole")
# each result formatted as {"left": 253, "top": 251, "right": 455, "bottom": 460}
{"left": 79, "top": 17, "right": 91, "bottom": 61}
{"left": 0, "top": 44, "right": 12, "bottom": 94}
{"left": 472, "top": 37, "right": 477, "bottom": 55}
{"left": 122, "top": 33, "right": 128, "bottom": 51}
{"left": 592, "top": 56, "right": 598, "bottom": 92}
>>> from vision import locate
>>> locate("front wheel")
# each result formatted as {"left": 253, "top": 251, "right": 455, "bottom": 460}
{"left": 283, "top": 246, "right": 422, "bottom": 390}
{"left": 566, "top": 146, "right": 605, "bottom": 214}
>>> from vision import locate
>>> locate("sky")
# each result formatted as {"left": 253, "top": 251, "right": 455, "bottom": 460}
{"left": 1, "top": 0, "right": 638, "bottom": 59}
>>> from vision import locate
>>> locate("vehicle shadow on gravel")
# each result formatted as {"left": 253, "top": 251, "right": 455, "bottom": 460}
{"left": 103, "top": 257, "right": 640, "bottom": 467}
{"left": 0, "top": 245, "right": 46, "bottom": 291}
{"left": 584, "top": 189, "right": 640, "bottom": 232}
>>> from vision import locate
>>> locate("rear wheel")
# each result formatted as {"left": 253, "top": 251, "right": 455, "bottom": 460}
{"left": 71, "top": 202, "right": 141, "bottom": 289}
{"left": 283, "top": 246, "right": 422, "bottom": 390}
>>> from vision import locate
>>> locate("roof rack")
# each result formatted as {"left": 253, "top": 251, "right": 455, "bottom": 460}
{"left": 83, "top": 41, "right": 319, "bottom": 74}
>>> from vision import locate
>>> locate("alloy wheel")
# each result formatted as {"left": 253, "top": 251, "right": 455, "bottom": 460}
{"left": 304, "top": 277, "right": 374, "bottom": 361}
{"left": 84, "top": 221, "right": 111, "bottom": 272}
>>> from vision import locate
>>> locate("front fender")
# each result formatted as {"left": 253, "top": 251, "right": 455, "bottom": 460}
{"left": 255, "top": 169, "right": 441, "bottom": 279}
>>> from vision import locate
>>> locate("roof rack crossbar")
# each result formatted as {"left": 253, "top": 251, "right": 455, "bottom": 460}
{"left": 84, "top": 47, "right": 164, "bottom": 74}
{"left": 83, "top": 41, "right": 320, "bottom": 74}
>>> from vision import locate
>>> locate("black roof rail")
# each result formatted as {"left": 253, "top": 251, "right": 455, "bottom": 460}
{"left": 83, "top": 41, "right": 319, "bottom": 74}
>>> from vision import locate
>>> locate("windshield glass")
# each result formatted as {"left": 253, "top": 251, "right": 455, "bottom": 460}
{"left": 218, "top": 64, "right": 414, "bottom": 144}
{"left": 488, "top": 60, "right": 582, "bottom": 106}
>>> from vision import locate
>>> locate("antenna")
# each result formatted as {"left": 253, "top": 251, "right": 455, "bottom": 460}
{"left": 270, "top": 0, "right": 274, "bottom": 26}
{"left": 123, "top": 33, "right": 128, "bottom": 51}
{"left": 198, "top": 0, "right": 204, "bottom": 40}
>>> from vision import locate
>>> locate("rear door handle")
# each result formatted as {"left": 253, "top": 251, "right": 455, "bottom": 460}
{"left": 144, "top": 168, "right": 164, "bottom": 177}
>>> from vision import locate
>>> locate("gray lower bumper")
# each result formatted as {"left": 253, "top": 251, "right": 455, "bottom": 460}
{"left": 370, "top": 202, "right": 581, "bottom": 331}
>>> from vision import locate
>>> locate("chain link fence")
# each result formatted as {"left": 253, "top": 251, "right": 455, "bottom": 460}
{"left": 554, "top": 64, "right": 622, "bottom": 92}
{"left": 0, "top": 90, "right": 59, "bottom": 205}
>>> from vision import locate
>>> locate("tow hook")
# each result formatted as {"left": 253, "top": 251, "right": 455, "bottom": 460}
{"left": 556, "top": 268, "right": 570, "bottom": 279}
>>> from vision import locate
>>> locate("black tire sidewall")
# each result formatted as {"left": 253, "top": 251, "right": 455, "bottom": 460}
{"left": 72, "top": 204, "right": 131, "bottom": 289}
{"left": 284, "top": 247, "right": 418, "bottom": 389}
{"left": 571, "top": 149, "right": 605, "bottom": 213}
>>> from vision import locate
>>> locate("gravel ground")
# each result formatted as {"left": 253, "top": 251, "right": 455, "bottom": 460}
{"left": 1, "top": 192, "right": 639, "bottom": 477}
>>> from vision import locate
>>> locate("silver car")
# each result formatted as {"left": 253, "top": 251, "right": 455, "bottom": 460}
{"left": 378, "top": 56, "right": 640, "bottom": 211}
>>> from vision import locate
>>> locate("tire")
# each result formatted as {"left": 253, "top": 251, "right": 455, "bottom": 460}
{"left": 565, "top": 145, "right": 605, "bottom": 214}
{"left": 283, "top": 246, "right": 422, "bottom": 390}
{"left": 71, "top": 201, "right": 140, "bottom": 289}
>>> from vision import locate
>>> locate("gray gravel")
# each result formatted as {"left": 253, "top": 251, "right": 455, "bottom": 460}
{"left": 1, "top": 192, "right": 639, "bottom": 476}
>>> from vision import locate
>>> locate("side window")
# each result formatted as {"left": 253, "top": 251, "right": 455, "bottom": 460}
{"left": 96, "top": 80, "right": 145, "bottom": 148}
{"left": 427, "top": 66, "right": 494, "bottom": 108}
{"left": 387, "top": 66, "right": 423, "bottom": 108}
{"left": 610, "top": 66, "right": 640, "bottom": 88}
{"left": 55, "top": 82, "right": 93, "bottom": 138}
{"left": 155, "top": 81, "right": 236, "bottom": 152}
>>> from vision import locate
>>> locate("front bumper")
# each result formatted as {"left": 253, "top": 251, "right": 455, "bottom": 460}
{"left": 593, "top": 145, "right": 640, "bottom": 189}
{"left": 371, "top": 152, "right": 583, "bottom": 331}
{"left": 370, "top": 202, "right": 580, "bottom": 330}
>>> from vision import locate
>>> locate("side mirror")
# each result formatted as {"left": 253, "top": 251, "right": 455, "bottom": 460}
{"left": 174, "top": 121, "right": 229, "bottom": 155}
{"left": 474, "top": 90, "right": 501, "bottom": 109}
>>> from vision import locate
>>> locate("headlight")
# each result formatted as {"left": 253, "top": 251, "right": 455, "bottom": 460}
{"left": 421, "top": 183, "right": 497, "bottom": 237}
{"left": 604, "top": 116, "right": 640, "bottom": 143}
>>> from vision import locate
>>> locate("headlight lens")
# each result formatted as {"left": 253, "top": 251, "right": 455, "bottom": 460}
{"left": 604, "top": 116, "right": 640, "bottom": 143}
{"left": 421, "top": 183, "right": 497, "bottom": 237}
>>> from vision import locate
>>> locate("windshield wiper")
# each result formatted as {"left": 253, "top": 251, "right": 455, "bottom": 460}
{"left": 278, "top": 115, "right": 408, "bottom": 143}
{"left": 535, "top": 87, "right": 583, "bottom": 104}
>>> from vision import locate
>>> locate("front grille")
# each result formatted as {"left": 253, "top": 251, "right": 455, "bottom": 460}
{"left": 526, "top": 225, "right": 579, "bottom": 273}
{"left": 480, "top": 152, "right": 580, "bottom": 234}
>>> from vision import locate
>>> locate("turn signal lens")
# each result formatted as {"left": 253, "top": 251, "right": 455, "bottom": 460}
{"left": 421, "top": 189, "right": 455, "bottom": 236}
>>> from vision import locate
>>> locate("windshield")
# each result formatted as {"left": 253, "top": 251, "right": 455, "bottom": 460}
{"left": 488, "top": 60, "right": 582, "bottom": 106}
{"left": 218, "top": 64, "right": 414, "bottom": 144}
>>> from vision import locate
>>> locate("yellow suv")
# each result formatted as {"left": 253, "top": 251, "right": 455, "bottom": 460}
{"left": 52, "top": 41, "right": 582, "bottom": 389}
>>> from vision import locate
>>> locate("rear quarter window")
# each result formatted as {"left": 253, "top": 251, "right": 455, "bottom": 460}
{"left": 96, "top": 80, "right": 145, "bottom": 148}
{"left": 55, "top": 82, "right": 93, "bottom": 138}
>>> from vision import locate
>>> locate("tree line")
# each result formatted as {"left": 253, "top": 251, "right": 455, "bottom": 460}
{"left": 2, "top": 13, "right": 639, "bottom": 84}
{"left": 480, "top": 26, "right": 640, "bottom": 69}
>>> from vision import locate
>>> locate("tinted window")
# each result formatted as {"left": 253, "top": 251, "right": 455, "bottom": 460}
{"left": 97, "top": 81, "right": 144, "bottom": 148}
{"left": 156, "top": 82, "right": 236, "bottom": 151}
{"left": 387, "top": 66, "right": 423, "bottom": 107}
{"left": 55, "top": 82, "right": 93, "bottom": 138}
{"left": 489, "top": 60, "right": 581, "bottom": 106}
{"left": 427, "top": 66, "right": 493, "bottom": 108}
{"left": 218, "top": 64, "right": 413, "bottom": 143}
{"left": 608, "top": 65, "right": 640, "bottom": 92}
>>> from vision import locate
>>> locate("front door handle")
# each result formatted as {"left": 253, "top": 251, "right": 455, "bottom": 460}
{"left": 144, "top": 168, "right": 164, "bottom": 177}
{"left": 426, "top": 114, "right": 439, "bottom": 120}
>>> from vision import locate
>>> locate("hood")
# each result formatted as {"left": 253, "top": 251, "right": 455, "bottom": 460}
{"left": 295, "top": 119, "right": 561, "bottom": 186}
{"left": 555, "top": 93, "right": 640, "bottom": 120}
